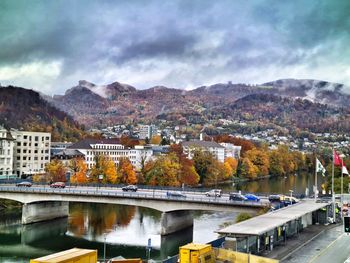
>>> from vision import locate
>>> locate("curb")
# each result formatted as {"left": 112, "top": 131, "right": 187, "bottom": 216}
{"left": 279, "top": 223, "right": 341, "bottom": 262}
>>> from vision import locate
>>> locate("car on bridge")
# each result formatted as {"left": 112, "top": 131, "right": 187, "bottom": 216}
{"left": 16, "top": 181, "right": 32, "bottom": 187}
{"left": 166, "top": 191, "right": 186, "bottom": 198}
{"left": 244, "top": 193, "right": 260, "bottom": 202}
{"left": 229, "top": 193, "right": 248, "bottom": 201}
{"left": 122, "top": 185, "right": 138, "bottom": 192}
{"left": 205, "top": 189, "right": 222, "bottom": 197}
{"left": 50, "top": 182, "right": 66, "bottom": 188}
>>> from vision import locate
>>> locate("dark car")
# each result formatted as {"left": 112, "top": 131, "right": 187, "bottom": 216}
{"left": 244, "top": 193, "right": 260, "bottom": 202}
{"left": 166, "top": 191, "right": 186, "bottom": 198}
{"left": 229, "top": 193, "right": 248, "bottom": 201}
{"left": 122, "top": 185, "right": 138, "bottom": 192}
{"left": 268, "top": 194, "right": 282, "bottom": 202}
{"left": 50, "top": 182, "right": 66, "bottom": 188}
{"left": 16, "top": 181, "right": 32, "bottom": 187}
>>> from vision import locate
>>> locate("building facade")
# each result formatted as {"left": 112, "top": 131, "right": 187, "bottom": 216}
{"left": 138, "top": 125, "right": 156, "bottom": 140}
{"left": 182, "top": 140, "right": 225, "bottom": 163}
{"left": 69, "top": 139, "right": 153, "bottom": 170}
{"left": 11, "top": 130, "right": 51, "bottom": 177}
{"left": 220, "top": 143, "right": 242, "bottom": 160}
{"left": 0, "top": 125, "right": 15, "bottom": 178}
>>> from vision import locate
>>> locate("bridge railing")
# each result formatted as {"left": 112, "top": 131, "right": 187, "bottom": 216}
{"left": 0, "top": 179, "right": 280, "bottom": 199}
{"left": 0, "top": 186, "right": 267, "bottom": 208}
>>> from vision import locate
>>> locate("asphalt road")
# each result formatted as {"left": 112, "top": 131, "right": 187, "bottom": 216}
{"left": 309, "top": 233, "right": 350, "bottom": 263}
{"left": 0, "top": 184, "right": 270, "bottom": 206}
{"left": 282, "top": 224, "right": 349, "bottom": 263}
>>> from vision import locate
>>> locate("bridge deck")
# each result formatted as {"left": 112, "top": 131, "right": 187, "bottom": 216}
{"left": 217, "top": 200, "right": 330, "bottom": 236}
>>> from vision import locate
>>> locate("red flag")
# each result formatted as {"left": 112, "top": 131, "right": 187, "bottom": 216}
{"left": 334, "top": 150, "right": 342, "bottom": 166}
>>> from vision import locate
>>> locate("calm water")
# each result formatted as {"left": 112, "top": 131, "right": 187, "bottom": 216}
{"left": 0, "top": 173, "right": 319, "bottom": 262}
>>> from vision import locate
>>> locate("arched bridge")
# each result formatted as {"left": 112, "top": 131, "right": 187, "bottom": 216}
{"left": 0, "top": 185, "right": 268, "bottom": 235}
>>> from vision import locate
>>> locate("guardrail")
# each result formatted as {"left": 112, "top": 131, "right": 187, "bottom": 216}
{"left": 0, "top": 186, "right": 267, "bottom": 208}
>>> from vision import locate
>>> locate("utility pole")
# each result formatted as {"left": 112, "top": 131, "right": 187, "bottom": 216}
{"left": 332, "top": 148, "right": 336, "bottom": 223}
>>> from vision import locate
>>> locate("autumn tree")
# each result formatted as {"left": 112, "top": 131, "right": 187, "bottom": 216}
{"left": 118, "top": 158, "right": 137, "bottom": 184}
{"left": 150, "top": 135, "right": 162, "bottom": 145}
{"left": 239, "top": 157, "right": 259, "bottom": 179}
{"left": 224, "top": 157, "right": 238, "bottom": 176}
{"left": 192, "top": 149, "right": 226, "bottom": 186}
{"left": 70, "top": 158, "right": 88, "bottom": 184}
{"left": 144, "top": 153, "right": 181, "bottom": 186}
{"left": 244, "top": 148, "right": 270, "bottom": 176}
{"left": 90, "top": 155, "right": 119, "bottom": 184}
{"left": 45, "top": 159, "right": 67, "bottom": 182}
{"left": 170, "top": 144, "right": 200, "bottom": 186}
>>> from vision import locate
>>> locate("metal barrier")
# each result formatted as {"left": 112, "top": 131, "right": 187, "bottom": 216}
{"left": 0, "top": 186, "right": 268, "bottom": 208}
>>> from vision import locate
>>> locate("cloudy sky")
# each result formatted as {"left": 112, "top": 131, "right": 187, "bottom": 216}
{"left": 0, "top": 0, "right": 350, "bottom": 95}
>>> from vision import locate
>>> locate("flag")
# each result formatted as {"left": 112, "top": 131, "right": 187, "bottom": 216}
{"left": 316, "top": 158, "right": 326, "bottom": 176}
{"left": 334, "top": 150, "right": 342, "bottom": 166}
{"left": 343, "top": 165, "right": 349, "bottom": 175}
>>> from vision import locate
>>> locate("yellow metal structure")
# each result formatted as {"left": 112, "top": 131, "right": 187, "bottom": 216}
{"left": 30, "top": 248, "right": 97, "bottom": 263}
{"left": 179, "top": 243, "right": 215, "bottom": 263}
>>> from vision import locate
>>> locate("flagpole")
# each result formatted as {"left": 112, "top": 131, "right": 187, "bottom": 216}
{"left": 332, "top": 148, "right": 335, "bottom": 223}
{"left": 315, "top": 156, "right": 317, "bottom": 202}
{"left": 341, "top": 158, "right": 344, "bottom": 217}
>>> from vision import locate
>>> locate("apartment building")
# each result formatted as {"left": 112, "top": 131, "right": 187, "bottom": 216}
{"left": 11, "top": 130, "right": 51, "bottom": 177}
{"left": 68, "top": 138, "right": 153, "bottom": 170}
{"left": 0, "top": 125, "right": 15, "bottom": 178}
{"left": 182, "top": 140, "right": 225, "bottom": 163}
{"left": 139, "top": 124, "right": 157, "bottom": 140}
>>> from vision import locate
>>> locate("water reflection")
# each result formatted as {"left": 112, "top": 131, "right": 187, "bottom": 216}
{"left": 230, "top": 173, "right": 325, "bottom": 196}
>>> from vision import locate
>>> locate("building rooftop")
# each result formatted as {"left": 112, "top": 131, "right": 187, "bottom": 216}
{"left": 68, "top": 138, "right": 121, "bottom": 149}
{"left": 182, "top": 140, "right": 224, "bottom": 148}
{"left": 217, "top": 200, "right": 330, "bottom": 236}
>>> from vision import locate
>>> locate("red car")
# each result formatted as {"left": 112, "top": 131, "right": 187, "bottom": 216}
{"left": 50, "top": 182, "right": 66, "bottom": 188}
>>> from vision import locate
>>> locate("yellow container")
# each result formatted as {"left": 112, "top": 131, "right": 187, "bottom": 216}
{"left": 30, "top": 248, "right": 97, "bottom": 263}
{"left": 179, "top": 244, "right": 214, "bottom": 263}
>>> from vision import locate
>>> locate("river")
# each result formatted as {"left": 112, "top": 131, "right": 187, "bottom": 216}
{"left": 0, "top": 173, "right": 320, "bottom": 262}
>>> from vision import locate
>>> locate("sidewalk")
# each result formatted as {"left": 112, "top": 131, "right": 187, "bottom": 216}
{"left": 260, "top": 223, "right": 341, "bottom": 261}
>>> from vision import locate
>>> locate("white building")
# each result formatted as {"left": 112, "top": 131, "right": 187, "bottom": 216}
{"left": 69, "top": 139, "right": 153, "bottom": 170}
{"left": 11, "top": 130, "right": 51, "bottom": 177}
{"left": 220, "top": 143, "right": 242, "bottom": 160}
{"left": 139, "top": 125, "right": 156, "bottom": 140}
{"left": 182, "top": 140, "right": 225, "bottom": 163}
{"left": 0, "top": 125, "right": 15, "bottom": 178}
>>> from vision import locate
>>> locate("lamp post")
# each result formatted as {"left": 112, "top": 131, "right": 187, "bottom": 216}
{"left": 103, "top": 233, "right": 107, "bottom": 263}
{"left": 289, "top": 190, "right": 293, "bottom": 199}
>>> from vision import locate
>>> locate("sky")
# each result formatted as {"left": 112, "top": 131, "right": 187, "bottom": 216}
{"left": 0, "top": 0, "right": 350, "bottom": 95}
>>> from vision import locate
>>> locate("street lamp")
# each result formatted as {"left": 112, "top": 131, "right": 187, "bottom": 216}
{"left": 103, "top": 233, "right": 107, "bottom": 263}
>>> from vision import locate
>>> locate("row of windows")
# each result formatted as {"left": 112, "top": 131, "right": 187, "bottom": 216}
{"left": 17, "top": 142, "right": 49, "bottom": 147}
{"left": 17, "top": 149, "right": 49, "bottom": 154}
{"left": 90, "top": 145, "right": 123, "bottom": 150}
{"left": 16, "top": 156, "right": 49, "bottom": 161}
{"left": 18, "top": 135, "right": 50, "bottom": 141}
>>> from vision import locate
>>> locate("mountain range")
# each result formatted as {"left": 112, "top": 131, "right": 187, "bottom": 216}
{"left": 1, "top": 78, "right": 350, "bottom": 137}
{"left": 47, "top": 78, "right": 350, "bottom": 130}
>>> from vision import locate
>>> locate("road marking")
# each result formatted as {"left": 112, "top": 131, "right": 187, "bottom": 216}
{"left": 308, "top": 233, "right": 345, "bottom": 263}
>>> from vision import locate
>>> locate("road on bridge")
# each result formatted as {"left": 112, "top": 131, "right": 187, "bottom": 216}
{"left": 0, "top": 184, "right": 270, "bottom": 206}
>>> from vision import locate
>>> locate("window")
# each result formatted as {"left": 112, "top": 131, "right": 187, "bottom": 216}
{"left": 17, "top": 142, "right": 21, "bottom": 146}
{"left": 35, "top": 136, "right": 39, "bottom": 141}
{"left": 24, "top": 135, "right": 28, "bottom": 139}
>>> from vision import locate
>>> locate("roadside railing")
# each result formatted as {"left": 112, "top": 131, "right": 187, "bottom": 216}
{"left": 0, "top": 185, "right": 267, "bottom": 208}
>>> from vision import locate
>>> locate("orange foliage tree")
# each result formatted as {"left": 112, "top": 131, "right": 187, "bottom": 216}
{"left": 118, "top": 158, "right": 137, "bottom": 184}
{"left": 45, "top": 159, "right": 67, "bottom": 182}
{"left": 170, "top": 144, "right": 199, "bottom": 186}
{"left": 70, "top": 158, "right": 88, "bottom": 184}
{"left": 224, "top": 157, "right": 238, "bottom": 176}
